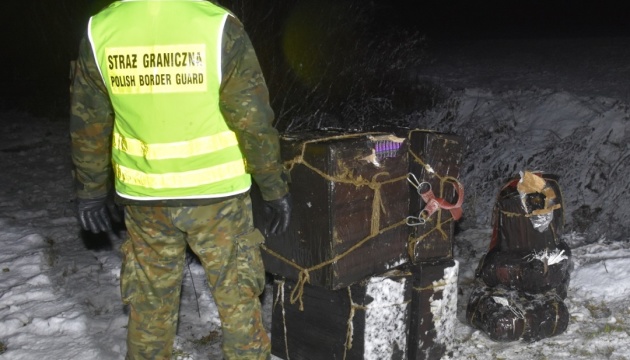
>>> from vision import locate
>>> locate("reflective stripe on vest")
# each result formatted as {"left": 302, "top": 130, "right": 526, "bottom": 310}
{"left": 88, "top": 0, "right": 251, "bottom": 200}
{"left": 114, "top": 159, "right": 247, "bottom": 189}
{"left": 112, "top": 130, "right": 239, "bottom": 160}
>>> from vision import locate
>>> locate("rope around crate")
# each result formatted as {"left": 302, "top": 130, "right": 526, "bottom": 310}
{"left": 273, "top": 280, "right": 291, "bottom": 360}
{"left": 406, "top": 130, "right": 463, "bottom": 258}
{"left": 274, "top": 279, "right": 411, "bottom": 360}
{"left": 284, "top": 132, "right": 405, "bottom": 236}
{"left": 262, "top": 218, "right": 407, "bottom": 311}
{"left": 263, "top": 133, "right": 408, "bottom": 310}
{"left": 342, "top": 287, "right": 410, "bottom": 360}
{"left": 263, "top": 131, "right": 464, "bottom": 310}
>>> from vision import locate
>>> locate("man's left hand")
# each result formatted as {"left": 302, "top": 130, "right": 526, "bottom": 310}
{"left": 263, "top": 193, "right": 292, "bottom": 236}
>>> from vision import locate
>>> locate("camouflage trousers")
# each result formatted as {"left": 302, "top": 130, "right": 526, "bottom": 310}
{"left": 120, "top": 195, "right": 270, "bottom": 360}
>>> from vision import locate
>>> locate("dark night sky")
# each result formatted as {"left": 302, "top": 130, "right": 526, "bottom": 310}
{"left": 385, "top": 0, "right": 630, "bottom": 39}
{"left": 0, "top": 0, "right": 628, "bottom": 116}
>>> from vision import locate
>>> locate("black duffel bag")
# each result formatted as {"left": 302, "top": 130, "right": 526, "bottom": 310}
{"left": 466, "top": 282, "right": 570, "bottom": 342}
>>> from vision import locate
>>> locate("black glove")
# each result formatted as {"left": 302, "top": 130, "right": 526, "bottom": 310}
{"left": 77, "top": 196, "right": 122, "bottom": 234}
{"left": 263, "top": 193, "right": 292, "bottom": 236}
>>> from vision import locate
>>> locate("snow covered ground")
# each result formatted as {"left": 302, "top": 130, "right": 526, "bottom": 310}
{"left": 1, "top": 35, "right": 630, "bottom": 359}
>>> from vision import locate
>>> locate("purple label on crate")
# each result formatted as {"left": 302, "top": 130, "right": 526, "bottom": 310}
{"left": 374, "top": 140, "right": 402, "bottom": 161}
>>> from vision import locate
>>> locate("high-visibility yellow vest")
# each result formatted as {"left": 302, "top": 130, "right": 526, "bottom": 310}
{"left": 89, "top": 0, "right": 251, "bottom": 201}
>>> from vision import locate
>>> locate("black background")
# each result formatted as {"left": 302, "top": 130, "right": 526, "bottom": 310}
{"left": 0, "top": 0, "right": 628, "bottom": 117}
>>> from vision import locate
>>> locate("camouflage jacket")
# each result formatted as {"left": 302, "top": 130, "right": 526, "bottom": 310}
{"left": 70, "top": 14, "right": 288, "bottom": 206}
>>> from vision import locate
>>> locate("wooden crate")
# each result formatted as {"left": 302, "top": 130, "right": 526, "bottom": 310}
{"left": 271, "top": 270, "right": 412, "bottom": 360}
{"left": 257, "top": 132, "right": 410, "bottom": 290}
{"left": 407, "top": 130, "right": 465, "bottom": 262}
{"left": 407, "top": 259, "right": 459, "bottom": 360}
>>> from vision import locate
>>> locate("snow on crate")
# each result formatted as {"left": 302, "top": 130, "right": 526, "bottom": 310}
{"left": 428, "top": 260, "right": 459, "bottom": 352}
{"left": 363, "top": 274, "right": 409, "bottom": 359}
{"left": 408, "top": 259, "right": 459, "bottom": 360}
{"left": 270, "top": 270, "right": 411, "bottom": 360}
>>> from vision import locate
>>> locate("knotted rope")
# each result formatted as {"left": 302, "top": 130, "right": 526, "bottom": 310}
{"left": 262, "top": 133, "right": 408, "bottom": 310}
{"left": 406, "top": 130, "right": 464, "bottom": 258}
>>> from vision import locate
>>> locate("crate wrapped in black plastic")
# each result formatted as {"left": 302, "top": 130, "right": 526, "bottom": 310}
{"left": 475, "top": 171, "right": 573, "bottom": 296}
{"left": 476, "top": 242, "right": 573, "bottom": 298}
{"left": 490, "top": 171, "right": 565, "bottom": 253}
{"left": 466, "top": 282, "right": 570, "bottom": 342}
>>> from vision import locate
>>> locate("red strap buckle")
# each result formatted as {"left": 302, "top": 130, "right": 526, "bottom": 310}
{"left": 408, "top": 173, "right": 464, "bottom": 222}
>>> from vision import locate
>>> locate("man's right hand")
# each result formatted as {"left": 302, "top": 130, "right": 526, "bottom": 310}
{"left": 77, "top": 196, "right": 122, "bottom": 233}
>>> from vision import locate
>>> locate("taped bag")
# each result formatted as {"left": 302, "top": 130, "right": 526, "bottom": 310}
{"left": 476, "top": 243, "right": 573, "bottom": 298}
{"left": 466, "top": 283, "right": 569, "bottom": 342}
{"left": 467, "top": 170, "right": 571, "bottom": 342}
{"left": 476, "top": 171, "right": 572, "bottom": 297}
{"left": 488, "top": 171, "right": 565, "bottom": 253}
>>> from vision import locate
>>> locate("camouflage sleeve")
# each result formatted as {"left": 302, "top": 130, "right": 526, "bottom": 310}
{"left": 220, "top": 16, "right": 289, "bottom": 201}
{"left": 69, "top": 33, "right": 114, "bottom": 200}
